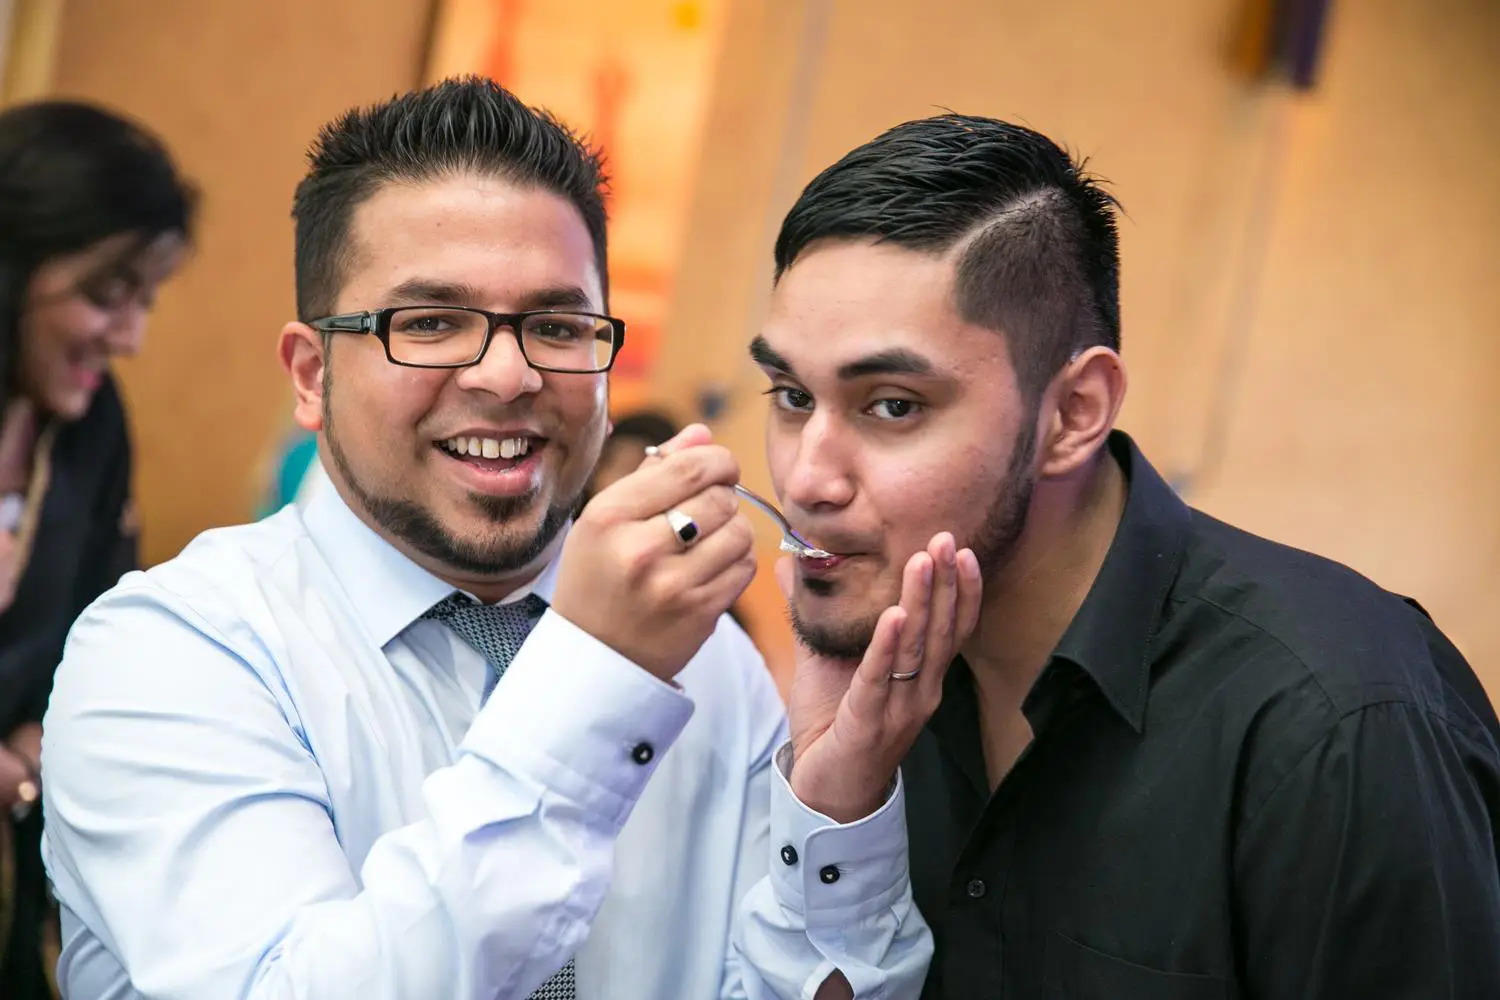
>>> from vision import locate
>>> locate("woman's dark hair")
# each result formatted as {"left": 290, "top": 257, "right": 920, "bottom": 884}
{"left": 610, "top": 410, "right": 679, "bottom": 448}
{"left": 0, "top": 100, "right": 196, "bottom": 407}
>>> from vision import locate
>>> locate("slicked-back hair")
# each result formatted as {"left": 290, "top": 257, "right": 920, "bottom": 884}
{"left": 292, "top": 76, "right": 609, "bottom": 322}
{"left": 774, "top": 115, "right": 1120, "bottom": 401}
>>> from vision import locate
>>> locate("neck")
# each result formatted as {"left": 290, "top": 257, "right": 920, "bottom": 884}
{"left": 444, "top": 547, "right": 556, "bottom": 604}
{"left": 960, "top": 448, "right": 1128, "bottom": 716}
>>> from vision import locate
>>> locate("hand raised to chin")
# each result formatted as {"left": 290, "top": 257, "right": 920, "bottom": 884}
{"left": 780, "top": 532, "right": 982, "bottom": 823}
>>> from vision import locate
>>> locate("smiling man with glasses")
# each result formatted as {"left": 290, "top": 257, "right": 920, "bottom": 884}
{"left": 36, "top": 79, "right": 966, "bottom": 1000}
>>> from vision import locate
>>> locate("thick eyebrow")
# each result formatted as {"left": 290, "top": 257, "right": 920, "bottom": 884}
{"left": 750, "top": 336, "right": 938, "bottom": 382}
{"left": 835, "top": 348, "right": 936, "bottom": 380}
{"left": 749, "top": 335, "right": 795, "bottom": 374}
{"left": 514, "top": 285, "right": 595, "bottom": 312}
{"left": 385, "top": 280, "right": 596, "bottom": 312}
{"left": 387, "top": 279, "right": 487, "bottom": 307}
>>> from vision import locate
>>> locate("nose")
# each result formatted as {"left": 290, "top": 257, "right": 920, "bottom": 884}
{"left": 105, "top": 303, "right": 148, "bottom": 357}
{"left": 780, "top": 410, "right": 856, "bottom": 514}
{"left": 453, "top": 326, "right": 543, "bottom": 401}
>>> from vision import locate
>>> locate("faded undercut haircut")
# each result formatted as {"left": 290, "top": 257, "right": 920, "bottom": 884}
{"left": 291, "top": 76, "right": 609, "bottom": 322}
{"left": 774, "top": 114, "right": 1121, "bottom": 401}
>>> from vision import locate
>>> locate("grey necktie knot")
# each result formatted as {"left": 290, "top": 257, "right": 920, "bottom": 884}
{"left": 423, "top": 592, "right": 548, "bottom": 704}
{"left": 421, "top": 591, "right": 574, "bottom": 997}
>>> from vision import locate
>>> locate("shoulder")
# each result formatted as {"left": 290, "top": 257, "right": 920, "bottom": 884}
{"left": 1167, "top": 510, "right": 1499, "bottom": 804}
{"left": 65, "top": 507, "right": 311, "bottom": 663}
{"left": 46, "top": 514, "right": 315, "bottom": 737}
{"left": 1178, "top": 510, "right": 1486, "bottom": 725}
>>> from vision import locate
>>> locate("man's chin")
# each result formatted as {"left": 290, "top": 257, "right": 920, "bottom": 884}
{"left": 362, "top": 486, "right": 571, "bottom": 577}
{"left": 449, "top": 483, "right": 542, "bottom": 521}
{"left": 788, "top": 602, "right": 882, "bottom": 661}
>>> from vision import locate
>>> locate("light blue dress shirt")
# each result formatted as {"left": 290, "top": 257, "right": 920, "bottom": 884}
{"left": 40, "top": 485, "right": 931, "bottom": 999}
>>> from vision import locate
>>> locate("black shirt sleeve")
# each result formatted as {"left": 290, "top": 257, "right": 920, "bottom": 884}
{"left": 1233, "top": 701, "right": 1500, "bottom": 999}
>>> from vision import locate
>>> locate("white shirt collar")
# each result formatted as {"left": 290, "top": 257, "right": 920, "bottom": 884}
{"left": 301, "top": 484, "right": 564, "bottom": 648}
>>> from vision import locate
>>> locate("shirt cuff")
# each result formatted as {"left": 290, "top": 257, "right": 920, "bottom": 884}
{"left": 460, "top": 609, "right": 695, "bottom": 830}
{"left": 768, "top": 740, "right": 911, "bottom": 926}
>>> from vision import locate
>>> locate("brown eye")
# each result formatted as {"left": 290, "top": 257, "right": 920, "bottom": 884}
{"left": 869, "top": 399, "right": 919, "bottom": 420}
{"left": 766, "top": 386, "right": 813, "bottom": 411}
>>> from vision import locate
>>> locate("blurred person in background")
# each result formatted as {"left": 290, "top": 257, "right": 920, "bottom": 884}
{"left": 583, "top": 409, "right": 679, "bottom": 501}
{"left": 0, "top": 100, "right": 194, "bottom": 999}
{"left": 255, "top": 422, "right": 329, "bottom": 517}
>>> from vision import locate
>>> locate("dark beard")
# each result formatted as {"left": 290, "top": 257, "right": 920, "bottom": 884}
{"left": 323, "top": 389, "right": 576, "bottom": 576}
{"left": 789, "top": 419, "right": 1036, "bottom": 660}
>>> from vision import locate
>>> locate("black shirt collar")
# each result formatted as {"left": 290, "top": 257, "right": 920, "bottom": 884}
{"left": 1046, "top": 429, "right": 1192, "bottom": 732}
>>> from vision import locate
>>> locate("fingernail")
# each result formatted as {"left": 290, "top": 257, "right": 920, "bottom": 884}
{"left": 17, "top": 780, "right": 37, "bottom": 804}
{"left": 922, "top": 558, "right": 933, "bottom": 585}
{"left": 643, "top": 445, "right": 660, "bottom": 458}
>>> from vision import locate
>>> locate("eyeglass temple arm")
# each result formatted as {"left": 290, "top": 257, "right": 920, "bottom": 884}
{"left": 312, "top": 313, "right": 374, "bottom": 333}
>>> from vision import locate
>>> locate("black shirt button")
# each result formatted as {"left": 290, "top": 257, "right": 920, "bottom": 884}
{"left": 630, "top": 742, "right": 654, "bottom": 765}
{"left": 780, "top": 845, "right": 798, "bottom": 866}
{"left": 966, "top": 878, "right": 987, "bottom": 898}
{"left": 819, "top": 865, "right": 840, "bottom": 884}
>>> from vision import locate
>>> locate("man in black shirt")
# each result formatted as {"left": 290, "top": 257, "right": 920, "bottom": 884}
{"left": 751, "top": 113, "right": 1500, "bottom": 998}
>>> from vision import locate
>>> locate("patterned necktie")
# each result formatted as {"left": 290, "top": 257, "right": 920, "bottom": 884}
{"left": 422, "top": 592, "right": 577, "bottom": 999}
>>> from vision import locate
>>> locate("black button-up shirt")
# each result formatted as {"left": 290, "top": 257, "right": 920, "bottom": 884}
{"left": 906, "top": 431, "right": 1500, "bottom": 999}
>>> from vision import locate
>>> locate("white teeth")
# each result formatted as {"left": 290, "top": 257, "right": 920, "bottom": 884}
{"left": 441, "top": 436, "right": 533, "bottom": 459}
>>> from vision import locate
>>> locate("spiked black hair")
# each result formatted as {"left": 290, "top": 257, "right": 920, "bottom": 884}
{"left": 292, "top": 76, "right": 608, "bottom": 321}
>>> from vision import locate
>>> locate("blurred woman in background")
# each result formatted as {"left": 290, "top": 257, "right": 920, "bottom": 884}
{"left": 0, "top": 100, "right": 194, "bottom": 998}
{"left": 582, "top": 409, "right": 680, "bottom": 503}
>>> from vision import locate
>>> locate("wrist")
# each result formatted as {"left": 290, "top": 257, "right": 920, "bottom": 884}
{"left": 788, "top": 759, "right": 892, "bottom": 825}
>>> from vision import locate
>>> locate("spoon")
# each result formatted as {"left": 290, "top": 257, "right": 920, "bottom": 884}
{"left": 730, "top": 483, "right": 834, "bottom": 560}
{"left": 643, "top": 446, "right": 833, "bottom": 559}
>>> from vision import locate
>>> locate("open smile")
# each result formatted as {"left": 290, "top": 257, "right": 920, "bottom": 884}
{"left": 434, "top": 433, "right": 548, "bottom": 496}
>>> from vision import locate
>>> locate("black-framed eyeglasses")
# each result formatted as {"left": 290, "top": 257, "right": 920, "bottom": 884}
{"left": 309, "top": 306, "right": 626, "bottom": 374}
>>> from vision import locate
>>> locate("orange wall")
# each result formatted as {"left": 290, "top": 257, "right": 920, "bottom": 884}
{"left": 662, "top": 0, "right": 1500, "bottom": 697}
{"left": 45, "top": 0, "right": 433, "bottom": 565}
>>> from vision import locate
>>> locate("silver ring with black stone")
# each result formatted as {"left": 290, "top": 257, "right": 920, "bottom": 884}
{"left": 665, "top": 508, "right": 700, "bottom": 547}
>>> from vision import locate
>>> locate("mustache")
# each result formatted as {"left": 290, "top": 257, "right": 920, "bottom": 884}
{"left": 422, "top": 409, "right": 549, "bottom": 436}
